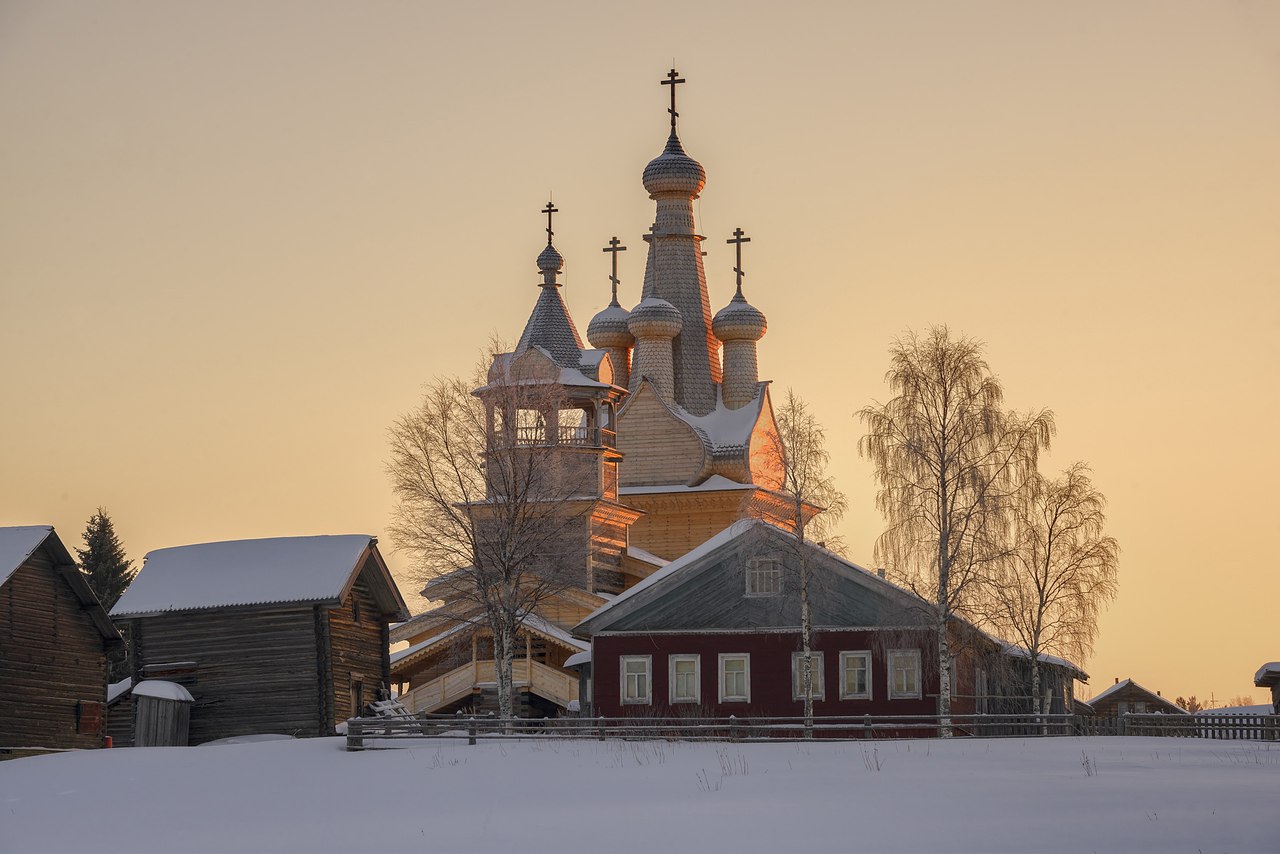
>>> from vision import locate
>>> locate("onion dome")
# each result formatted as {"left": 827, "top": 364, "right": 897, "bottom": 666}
{"left": 628, "top": 296, "right": 683, "bottom": 339}
{"left": 537, "top": 243, "right": 565, "bottom": 279}
{"left": 713, "top": 291, "right": 767, "bottom": 342}
{"left": 642, "top": 132, "right": 707, "bottom": 198}
{"left": 587, "top": 301, "right": 635, "bottom": 349}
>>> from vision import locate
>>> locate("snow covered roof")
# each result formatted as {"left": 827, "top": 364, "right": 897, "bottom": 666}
{"left": 1254, "top": 662, "right": 1280, "bottom": 687}
{"left": 112, "top": 535, "right": 408, "bottom": 619}
{"left": 0, "top": 525, "right": 56, "bottom": 587}
{"left": 133, "top": 680, "right": 194, "bottom": 702}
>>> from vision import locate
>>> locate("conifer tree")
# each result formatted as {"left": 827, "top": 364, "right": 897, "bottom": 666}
{"left": 77, "top": 507, "right": 135, "bottom": 612}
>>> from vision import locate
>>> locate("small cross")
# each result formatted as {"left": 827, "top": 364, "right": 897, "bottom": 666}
{"left": 727, "top": 228, "right": 751, "bottom": 296}
{"left": 602, "top": 236, "right": 627, "bottom": 303}
{"left": 542, "top": 200, "right": 558, "bottom": 245}
{"left": 660, "top": 68, "right": 686, "bottom": 131}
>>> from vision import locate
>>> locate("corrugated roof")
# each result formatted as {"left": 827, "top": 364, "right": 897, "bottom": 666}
{"left": 111, "top": 534, "right": 376, "bottom": 616}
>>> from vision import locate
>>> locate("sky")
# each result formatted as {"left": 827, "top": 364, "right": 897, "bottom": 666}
{"left": 2, "top": 0, "right": 1277, "bottom": 706}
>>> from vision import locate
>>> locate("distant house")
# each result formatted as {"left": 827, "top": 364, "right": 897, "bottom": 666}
{"left": 1255, "top": 662, "right": 1280, "bottom": 714}
{"left": 1087, "top": 678, "right": 1187, "bottom": 717}
{"left": 573, "top": 520, "right": 1085, "bottom": 723}
{"left": 0, "top": 526, "right": 123, "bottom": 752}
{"left": 110, "top": 535, "right": 409, "bottom": 745}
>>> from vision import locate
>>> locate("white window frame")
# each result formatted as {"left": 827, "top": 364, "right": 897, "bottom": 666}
{"left": 744, "top": 558, "right": 783, "bottom": 597}
{"left": 791, "top": 651, "right": 825, "bottom": 701}
{"left": 668, "top": 654, "right": 701, "bottom": 704}
{"left": 839, "top": 651, "right": 873, "bottom": 700}
{"left": 888, "top": 649, "right": 922, "bottom": 700}
{"left": 619, "top": 655, "right": 652, "bottom": 705}
{"left": 718, "top": 653, "right": 751, "bottom": 704}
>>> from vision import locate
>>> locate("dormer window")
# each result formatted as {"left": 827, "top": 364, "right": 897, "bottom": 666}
{"left": 745, "top": 558, "right": 782, "bottom": 596}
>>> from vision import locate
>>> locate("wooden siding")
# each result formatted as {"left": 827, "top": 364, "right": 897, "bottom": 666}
{"left": 126, "top": 606, "right": 322, "bottom": 745}
{"left": 616, "top": 385, "right": 705, "bottom": 487}
{"left": 326, "top": 573, "right": 390, "bottom": 722}
{"left": 593, "top": 629, "right": 947, "bottom": 719}
{"left": 0, "top": 549, "right": 109, "bottom": 750}
{"left": 623, "top": 490, "right": 751, "bottom": 561}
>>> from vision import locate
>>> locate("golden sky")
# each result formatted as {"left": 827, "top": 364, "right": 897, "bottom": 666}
{"left": 2, "top": 1, "right": 1277, "bottom": 705}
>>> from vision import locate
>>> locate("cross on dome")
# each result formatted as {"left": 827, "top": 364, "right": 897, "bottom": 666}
{"left": 727, "top": 227, "right": 751, "bottom": 297}
{"left": 542, "top": 199, "right": 559, "bottom": 246}
{"left": 603, "top": 236, "right": 627, "bottom": 305}
{"left": 661, "top": 67, "right": 686, "bottom": 132}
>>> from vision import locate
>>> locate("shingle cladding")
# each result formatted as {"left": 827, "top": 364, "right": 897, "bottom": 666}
{"left": 514, "top": 285, "right": 586, "bottom": 369}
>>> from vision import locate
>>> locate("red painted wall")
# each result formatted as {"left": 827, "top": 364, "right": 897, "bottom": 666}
{"left": 593, "top": 629, "right": 972, "bottom": 720}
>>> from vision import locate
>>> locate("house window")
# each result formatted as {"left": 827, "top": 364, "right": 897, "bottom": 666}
{"left": 620, "top": 656, "right": 652, "bottom": 705}
{"left": 719, "top": 654, "right": 751, "bottom": 703}
{"left": 792, "top": 652, "right": 825, "bottom": 701}
{"left": 669, "top": 655, "right": 701, "bottom": 704}
{"left": 839, "top": 651, "right": 872, "bottom": 700}
{"left": 888, "top": 649, "right": 921, "bottom": 699}
{"left": 745, "top": 558, "right": 782, "bottom": 596}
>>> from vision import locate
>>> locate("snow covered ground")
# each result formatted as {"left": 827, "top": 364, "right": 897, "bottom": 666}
{"left": 2, "top": 735, "right": 1277, "bottom": 853}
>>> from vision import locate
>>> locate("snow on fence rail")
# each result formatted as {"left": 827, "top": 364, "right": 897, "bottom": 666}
{"left": 345, "top": 711, "right": 1280, "bottom": 750}
{"left": 345, "top": 713, "right": 1080, "bottom": 750}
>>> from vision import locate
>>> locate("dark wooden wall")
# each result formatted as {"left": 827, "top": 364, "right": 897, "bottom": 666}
{"left": 127, "top": 606, "right": 321, "bottom": 745}
{"left": 326, "top": 573, "right": 390, "bottom": 724}
{"left": 0, "top": 549, "right": 108, "bottom": 750}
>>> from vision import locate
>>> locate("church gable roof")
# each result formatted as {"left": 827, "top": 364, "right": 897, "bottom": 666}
{"left": 574, "top": 520, "right": 929, "bottom": 637}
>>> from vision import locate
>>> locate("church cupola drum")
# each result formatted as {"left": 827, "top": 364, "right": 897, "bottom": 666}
{"left": 639, "top": 69, "right": 720, "bottom": 416}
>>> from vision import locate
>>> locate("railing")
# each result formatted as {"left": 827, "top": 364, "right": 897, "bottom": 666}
{"left": 346, "top": 711, "right": 1280, "bottom": 751}
{"left": 399, "top": 659, "right": 580, "bottom": 715}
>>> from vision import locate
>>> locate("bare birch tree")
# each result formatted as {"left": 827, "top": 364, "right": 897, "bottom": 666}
{"left": 858, "top": 327, "right": 1054, "bottom": 733}
{"left": 770, "top": 389, "right": 846, "bottom": 738}
{"left": 987, "top": 462, "right": 1119, "bottom": 715}
{"left": 387, "top": 347, "right": 591, "bottom": 720}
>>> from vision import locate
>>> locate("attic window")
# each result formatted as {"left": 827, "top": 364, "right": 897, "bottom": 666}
{"left": 745, "top": 558, "right": 782, "bottom": 597}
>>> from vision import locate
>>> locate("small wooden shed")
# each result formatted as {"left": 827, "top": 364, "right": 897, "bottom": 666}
{"left": 0, "top": 526, "right": 123, "bottom": 752}
{"left": 111, "top": 535, "right": 410, "bottom": 745}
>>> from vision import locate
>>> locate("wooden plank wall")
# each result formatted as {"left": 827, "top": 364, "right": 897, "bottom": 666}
{"left": 0, "top": 550, "right": 108, "bottom": 750}
{"left": 326, "top": 573, "right": 390, "bottom": 722}
{"left": 127, "top": 606, "right": 321, "bottom": 745}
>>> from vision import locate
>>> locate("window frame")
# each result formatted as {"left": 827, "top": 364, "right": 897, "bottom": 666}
{"left": 619, "top": 655, "right": 652, "bottom": 705}
{"left": 838, "top": 650, "right": 873, "bottom": 700}
{"left": 718, "top": 653, "right": 751, "bottom": 704}
{"left": 887, "top": 649, "right": 922, "bottom": 700}
{"left": 668, "top": 654, "right": 701, "bottom": 704}
{"left": 744, "top": 557, "right": 783, "bottom": 597}
{"left": 791, "top": 651, "right": 826, "bottom": 701}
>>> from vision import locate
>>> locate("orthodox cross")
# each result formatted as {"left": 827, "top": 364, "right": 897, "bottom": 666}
{"left": 661, "top": 67, "right": 685, "bottom": 131}
{"left": 602, "top": 236, "right": 627, "bottom": 304}
{"left": 727, "top": 227, "right": 751, "bottom": 296}
{"left": 542, "top": 200, "right": 558, "bottom": 245}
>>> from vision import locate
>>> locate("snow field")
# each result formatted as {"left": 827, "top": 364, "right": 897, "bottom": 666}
{"left": 1, "top": 735, "right": 1276, "bottom": 853}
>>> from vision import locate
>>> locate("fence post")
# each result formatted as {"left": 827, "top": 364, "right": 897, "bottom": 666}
{"left": 467, "top": 716, "right": 476, "bottom": 746}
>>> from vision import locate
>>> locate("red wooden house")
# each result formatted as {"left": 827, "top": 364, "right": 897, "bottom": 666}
{"left": 574, "top": 520, "right": 1083, "bottom": 722}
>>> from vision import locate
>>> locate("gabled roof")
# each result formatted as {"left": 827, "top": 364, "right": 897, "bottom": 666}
{"left": 111, "top": 535, "right": 409, "bottom": 620}
{"left": 0, "top": 525, "right": 122, "bottom": 644}
{"left": 574, "top": 519, "right": 930, "bottom": 637}
{"left": 1087, "top": 678, "right": 1187, "bottom": 714}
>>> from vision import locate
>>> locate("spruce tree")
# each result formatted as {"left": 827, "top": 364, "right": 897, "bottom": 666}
{"left": 77, "top": 507, "right": 135, "bottom": 612}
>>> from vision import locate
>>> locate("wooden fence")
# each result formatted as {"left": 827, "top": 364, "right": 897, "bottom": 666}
{"left": 346, "top": 711, "right": 1280, "bottom": 750}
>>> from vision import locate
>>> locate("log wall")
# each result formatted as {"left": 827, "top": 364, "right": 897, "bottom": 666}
{"left": 0, "top": 550, "right": 108, "bottom": 750}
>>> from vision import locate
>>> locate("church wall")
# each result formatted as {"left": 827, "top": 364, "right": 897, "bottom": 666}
{"left": 616, "top": 387, "right": 704, "bottom": 487}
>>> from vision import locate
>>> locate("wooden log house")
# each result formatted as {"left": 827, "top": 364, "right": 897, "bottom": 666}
{"left": 111, "top": 534, "right": 409, "bottom": 745}
{"left": 0, "top": 525, "right": 123, "bottom": 752}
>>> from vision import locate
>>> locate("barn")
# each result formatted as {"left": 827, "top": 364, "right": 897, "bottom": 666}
{"left": 110, "top": 534, "right": 409, "bottom": 744}
{"left": 0, "top": 525, "right": 122, "bottom": 752}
